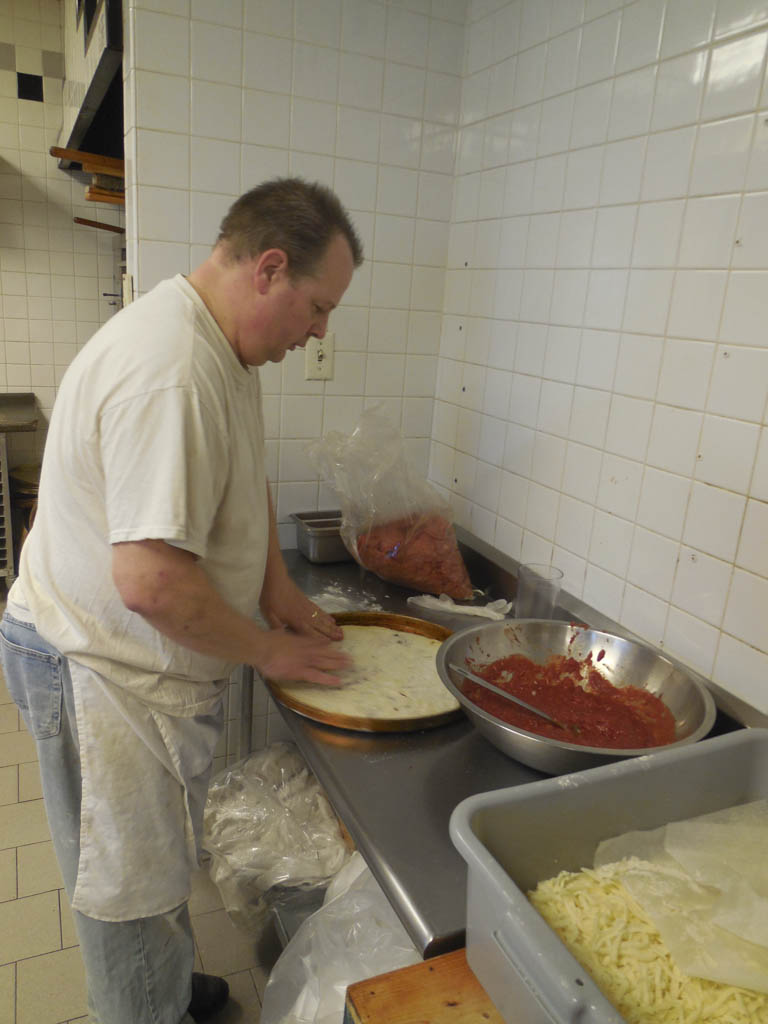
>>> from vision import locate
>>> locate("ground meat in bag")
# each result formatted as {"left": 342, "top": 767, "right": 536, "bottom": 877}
{"left": 310, "top": 408, "right": 475, "bottom": 598}
{"left": 356, "top": 514, "right": 474, "bottom": 600}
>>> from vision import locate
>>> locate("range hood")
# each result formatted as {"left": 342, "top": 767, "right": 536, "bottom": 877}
{"left": 58, "top": 0, "right": 123, "bottom": 166}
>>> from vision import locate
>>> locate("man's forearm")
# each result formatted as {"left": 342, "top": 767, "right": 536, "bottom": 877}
{"left": 114, "top": 539, "right": 274, "bottom": 667}
{"left": 112, "top": 538, "right": 349, "bottom": 684}
{"left": 262, "top": 487, "right": 290, "bottom": 592}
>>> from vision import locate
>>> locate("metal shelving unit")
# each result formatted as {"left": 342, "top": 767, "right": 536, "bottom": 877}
{"left": 0, "top": 394, "right": 39, "bottom": 586}
{"left": 0, "top": 435, "right": 13, "bottom": 582}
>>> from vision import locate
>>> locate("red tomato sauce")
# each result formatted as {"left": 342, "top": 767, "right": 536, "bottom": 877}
{"left": 466, "top": 653, "right": 676, "bottom": 749}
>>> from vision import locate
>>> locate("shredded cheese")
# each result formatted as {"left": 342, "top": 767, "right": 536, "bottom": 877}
{"left": 528, "top": 864, "right": 768, "bottom": 1024}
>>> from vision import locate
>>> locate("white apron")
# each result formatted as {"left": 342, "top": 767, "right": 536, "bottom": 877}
{"left": 67, "top": 658, "right": 225, "bottom": 921}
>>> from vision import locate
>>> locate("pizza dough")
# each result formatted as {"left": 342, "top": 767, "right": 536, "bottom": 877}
{"left": 274, "top": 624, "right": 459, "bottom": 721}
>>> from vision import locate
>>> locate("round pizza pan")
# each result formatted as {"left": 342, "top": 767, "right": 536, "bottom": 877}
{"left": 266, "top": 611, "right": 460, "bottom": 733}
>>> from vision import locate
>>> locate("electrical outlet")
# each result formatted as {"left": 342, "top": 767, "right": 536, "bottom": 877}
{"left": 304, "top": 333, "right": 334, "bottom": 380}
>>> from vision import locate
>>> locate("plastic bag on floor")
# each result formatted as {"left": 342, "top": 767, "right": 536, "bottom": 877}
{"left": 202, "top": 743, "right": 351, "bottom": 933}
{"left": 260, "top": 852, "right": 421, "bottom": 1024}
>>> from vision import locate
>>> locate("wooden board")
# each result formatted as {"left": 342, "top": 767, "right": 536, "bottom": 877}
{"left": 345, "top": 949, "right": 504, "bottom": 1024}
{"left": 85, "top": 186, "right": 125, "bottom": 206}
{"left": 267, "top": 612, "right": 460, "bottom": 733}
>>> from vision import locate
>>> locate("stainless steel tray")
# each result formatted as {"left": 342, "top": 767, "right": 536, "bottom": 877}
{"left": 291, "top": 510, "right": 352, "bottom": 563}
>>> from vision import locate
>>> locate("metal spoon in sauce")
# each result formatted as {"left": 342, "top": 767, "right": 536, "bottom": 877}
{"left": 449, "top": 663, "right": 573, "bottom": 732}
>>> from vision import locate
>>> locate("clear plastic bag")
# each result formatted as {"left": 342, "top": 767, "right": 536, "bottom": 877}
{"left": 309, "top": 409, "right": 473, "bottom": 599}
{"left": 259, "top": 851, "right": 421, "bottom": 1024}
{"left": 202, "top": 743, "right": 351, "bottom": 933}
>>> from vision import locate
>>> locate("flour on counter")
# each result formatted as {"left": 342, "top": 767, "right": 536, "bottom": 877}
{"left": 312, "top": 582, "right": 383, "bottom": 614}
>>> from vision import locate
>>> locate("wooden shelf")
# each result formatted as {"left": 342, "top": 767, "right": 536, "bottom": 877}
{"left": 50, "top": 146, "right": 125, "bottom": 208}
{"left": 50, "top": 145, "right": 124, "bottom": 178}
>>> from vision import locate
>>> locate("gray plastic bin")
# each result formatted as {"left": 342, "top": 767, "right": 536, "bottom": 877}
{"left": 449, "top": 728, "right": 768, "bottom": 1024}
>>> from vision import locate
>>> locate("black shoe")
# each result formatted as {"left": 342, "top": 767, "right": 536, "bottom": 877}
{"left": 188, "top": 972, "right": 230, "bottom": 1022}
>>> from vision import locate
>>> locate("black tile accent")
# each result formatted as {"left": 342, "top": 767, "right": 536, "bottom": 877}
{"left": 17, "top": 72, "right": 44, "bottom": 102}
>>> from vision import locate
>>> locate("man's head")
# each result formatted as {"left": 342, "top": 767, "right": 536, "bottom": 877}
{"left": 217, "top": 178, "right": 363, "bottom": 280}
{"left": 194, "top": 178, "right": 363, "bottom": 367}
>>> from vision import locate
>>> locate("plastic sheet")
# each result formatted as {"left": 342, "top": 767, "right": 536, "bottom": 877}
{"left": 595, "top": 799, "right": 768, "bottom": 992}
{"left": 202, "top": 743, "right": 351, "bottom": 933}
{"left": 259, "top": 852, "right": 421, "bottom": 1024}
{"left": 309, "top": 409, "right": 473, "bottom": 599}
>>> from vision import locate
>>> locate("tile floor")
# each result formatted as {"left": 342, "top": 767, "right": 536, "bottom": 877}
{"left": 0, "top": 656, "right": 282, "bottom": 1023}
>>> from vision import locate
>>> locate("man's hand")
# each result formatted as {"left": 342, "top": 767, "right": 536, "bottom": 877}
{"left": 260, "top": 489, "right": 343, "bottom": 642}
{"left": 254, "top": 629, "right": 350, "bottom": 685}
{"left": 260, "top": 571, "right": 342, "bottom": 641}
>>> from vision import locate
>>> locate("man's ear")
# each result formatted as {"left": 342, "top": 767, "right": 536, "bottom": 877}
{"left": 253, "top": 248, "right": 289, "bottom": 294}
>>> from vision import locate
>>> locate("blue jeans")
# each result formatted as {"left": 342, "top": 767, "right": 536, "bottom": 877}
{"left": 0, "top": 611, "right": 196, "bottom": 1024}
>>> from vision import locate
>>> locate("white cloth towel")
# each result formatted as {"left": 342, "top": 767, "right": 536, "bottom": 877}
{"left": 407, "top": 593, "right": 512, "bottom": 620}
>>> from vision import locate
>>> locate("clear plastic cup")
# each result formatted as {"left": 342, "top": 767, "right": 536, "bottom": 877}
{"left": 515, "top": 564, "right": 564, "bottom": 619}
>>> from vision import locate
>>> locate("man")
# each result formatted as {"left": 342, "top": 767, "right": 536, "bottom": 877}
{"left": 0, "top": 178, "right": 363, "bottom": 1023}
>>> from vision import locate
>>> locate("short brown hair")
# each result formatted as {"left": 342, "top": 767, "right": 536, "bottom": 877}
{"left": 217, "top": 177, "right": 364, "bottom": 277}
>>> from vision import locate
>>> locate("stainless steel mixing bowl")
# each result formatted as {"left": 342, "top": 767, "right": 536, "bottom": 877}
{"left": 436, "top": 619, "right": 717, "bottom": 775}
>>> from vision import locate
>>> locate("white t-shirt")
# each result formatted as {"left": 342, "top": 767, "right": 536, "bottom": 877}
{"left": 12, "top": 274, "right": 269, "bottom": 715}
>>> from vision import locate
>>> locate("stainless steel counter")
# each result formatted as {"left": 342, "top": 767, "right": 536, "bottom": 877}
{"left": 0, "top": 392, "right": 38, "bottom": 432}
{"left": 277, "top": 694, "right": 542, "bottom": 957}
{"left": 267, "top": 532, "right": 741, "bottom": 958}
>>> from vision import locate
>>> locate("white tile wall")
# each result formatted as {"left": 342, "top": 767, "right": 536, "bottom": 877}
{"left": 0, "top": 0, "right": 123, "bottom": 465}
{"left": 69, "top": 0, "right": 762, "bottom": 724}
{"left": 125, "top": 0, "right": 462, "bottom": 549}
{"left": 439, "top": 0, "right": 768, "bottom": 716}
